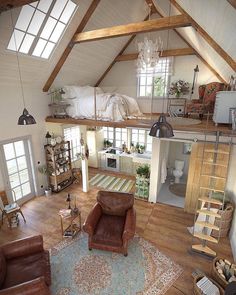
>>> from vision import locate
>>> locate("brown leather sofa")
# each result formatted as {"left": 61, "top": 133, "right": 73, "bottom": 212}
{"left": 0, "top": 235, "right": 51, "bottom": 295}
{"left": 83, "top": 191, "right": 136, "bottom": 256}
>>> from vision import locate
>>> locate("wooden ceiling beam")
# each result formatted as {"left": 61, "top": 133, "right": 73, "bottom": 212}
{"left": 0, "top": 0, "right": 35, "bottom": 12}
{"left": 94, "top": 15, "right": 150, "bottom": 87}
{"left": 73, "top": 15, "right": 192, "bottom": 43}
{"left": 148, "top": 1, "right": 226, "bottom": 83}
{"left": 115, "top": 48, "right": 195, "bottom": 62}
{"left": 170, "top": 0, "right": 236, "bottom": 72}
{"left": 43, "top": 0, "right": 101, "bottom": 92}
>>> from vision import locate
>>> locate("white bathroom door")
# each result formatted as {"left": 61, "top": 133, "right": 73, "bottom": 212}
{"left": 0, "top": 138, "right": 35, "bottom": 204}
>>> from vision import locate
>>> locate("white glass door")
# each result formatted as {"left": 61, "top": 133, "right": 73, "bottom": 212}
{"left": 1, "top": 138, "right": 35, "bottom": 202}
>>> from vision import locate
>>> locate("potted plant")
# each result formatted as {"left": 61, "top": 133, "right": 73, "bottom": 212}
{"left": 135, "top": 164, "right": 150, "bottom": 200}
{"left": 139, "top": 145, "right": 145, "bottom": 154}
{"left": 38, "top": 165, "right": 52, "bottom": 197}
{"left": 168, "top": 79, "right": 190, "bottom": 98}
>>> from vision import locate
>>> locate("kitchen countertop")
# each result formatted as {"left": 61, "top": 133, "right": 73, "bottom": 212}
{"left": 98, "top": 149, "right": 151, "bottom": 163}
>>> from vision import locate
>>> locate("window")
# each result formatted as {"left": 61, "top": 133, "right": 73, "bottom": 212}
{"left": 7, "top": 0, "right": 77, "bottom": 59}
{"left": 63, "top": 126, "right": 80, "bottom": 161}
{"left": 137, "top": 57, "right": 173, "bottom": 98}
{"left": 103, "top": 127, "right": 114, "bottom": 145}
{"left": 131, "top": 129, "right": 145, "bottom": 147}
{"left": 131, "top": 129, "right": 152, "bottom": 152}
{"left": 115, "top": 128, "right": 127, "bottom": 148}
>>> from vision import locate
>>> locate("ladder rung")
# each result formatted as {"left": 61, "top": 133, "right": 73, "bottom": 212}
{"left": 203, "top": 161, "right": 227, "bottom": 167}
{"left": 198, "top": 197, "right": 223, "bottom": 206}
{"left": 195, "top": 221, "right": 220, "bottom": 231}
{"left": 192, "top": 244, "right": 216, "bottom": 257}
{"left": 200, "top": 187, "right": 224, "bottom": 193}
{"left": 197, "top": 209, "right": 221, "bottom": 218}
{"left": 204, "top": 149, "right": 230, "bottom": 155}
{"left": 201, "top": 174, "right": 226, "bottom": 180}
{"left": 193, "top": 232, "right": 218, "bottom": 243}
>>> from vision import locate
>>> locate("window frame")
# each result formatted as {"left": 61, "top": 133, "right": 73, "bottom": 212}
{"left": 7, "top": 0, "right": 77, "bottom": 60}
{"left": 137, "top": 57, "right": 173, "bottom": 99}
{"left": 63, "top": 126, "right": 81, "bottom": 161}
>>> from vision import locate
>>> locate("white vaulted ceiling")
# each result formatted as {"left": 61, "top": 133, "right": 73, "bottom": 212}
{"left": 0, "top": 0, "right": 235, "bottom": 89}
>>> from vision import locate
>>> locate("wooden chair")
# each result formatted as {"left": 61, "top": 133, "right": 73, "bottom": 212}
{"left": 0, "top": 190, "right": 26, "bottom": 228}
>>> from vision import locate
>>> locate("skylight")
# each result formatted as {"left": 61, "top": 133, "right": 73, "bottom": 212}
{"left": 7, "top": 0, "right": 77, "bottom": 59}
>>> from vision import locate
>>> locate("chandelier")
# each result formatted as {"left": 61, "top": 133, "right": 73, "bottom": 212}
{"left": 136, "top": 36, "right": 163, "bottom": 75}
{"left": 136, "top": 4, "right": 163, "bottom": 76}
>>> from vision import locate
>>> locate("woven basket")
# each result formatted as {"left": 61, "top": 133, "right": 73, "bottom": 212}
{"left": 212, "top": 204, "right": 234, "bottom": 238}
{"left": 212, "top": 257, "right": 229, "bottom": 289}
{"left": 193, "top": 275, "right": 224, "bottom": 295}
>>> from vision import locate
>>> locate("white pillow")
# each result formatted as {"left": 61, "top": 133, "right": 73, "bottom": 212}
{"left": 62, "top": 85, "right": 103, "bottom": 99}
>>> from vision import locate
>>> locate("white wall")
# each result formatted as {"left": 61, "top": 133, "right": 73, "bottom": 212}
{"left": 101, "top": 55, "right": 219, "bottom": 113}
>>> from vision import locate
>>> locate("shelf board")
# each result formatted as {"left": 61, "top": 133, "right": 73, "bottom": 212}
{"left": 192, "top": 244, "right": 216, "bottom": 256}
{"left": 193, "top": 232, "right": 218, "bottom": 243}
{"left": 200, "top": 187, "right": 224, "bottom": 193}
{"left": 197, "top": 209, "right": 221, "bottom": 218}
{"left": 198, "top": 196, "right": 223, "bottom": 206}
{"left": 195, "top": 221, "right": 220, "bottom": 231}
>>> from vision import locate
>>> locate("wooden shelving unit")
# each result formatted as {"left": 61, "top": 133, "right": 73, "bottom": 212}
{"left": 44, "top": 141, "right": 73, "bottom": 192}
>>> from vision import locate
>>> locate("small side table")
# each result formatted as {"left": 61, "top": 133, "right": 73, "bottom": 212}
{"left": 167, "top": 98, "right": 186, "bottom": 116}
{"left": 58, "top": 209, "right": 81, "bottom": 238}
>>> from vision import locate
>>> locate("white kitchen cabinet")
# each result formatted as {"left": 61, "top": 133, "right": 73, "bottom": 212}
{"left": 213, "top": 91, "right": 236, "bottom": 124}
{"left": 120, "top": 155, "right": 134, "bottom": 174}
{"left": 87, "top": 129, "right": 104, "bottom": 168}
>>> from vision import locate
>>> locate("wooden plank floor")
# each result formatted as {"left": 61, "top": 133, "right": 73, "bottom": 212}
{"left": 45, "top": 115, "right": 235, "bottom": 136}
{"left": 0, "top": 169, "right": 233, "bottom": 294}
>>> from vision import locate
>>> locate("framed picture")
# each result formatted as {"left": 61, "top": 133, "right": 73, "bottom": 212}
{"left": 183, "top": 143, "right": 192, "bottom": 154}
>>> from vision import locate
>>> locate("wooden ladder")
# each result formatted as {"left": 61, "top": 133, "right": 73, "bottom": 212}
{"left": 191, "top": 133, "right": 231, "bottom": 257}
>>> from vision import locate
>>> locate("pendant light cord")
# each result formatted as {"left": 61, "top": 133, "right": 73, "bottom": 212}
{"left": 10, "top": 8, "right": 26, "bottom": 108}
{"left": 161, "top": 0, "right": 171, "bottom": 115}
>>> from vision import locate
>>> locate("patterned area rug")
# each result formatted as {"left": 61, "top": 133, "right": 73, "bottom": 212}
{"left": 50, "top": 233, "right": 182, "bottom": 295}
{"left": 89, "top": 174, "right": 135, "bottom": 193}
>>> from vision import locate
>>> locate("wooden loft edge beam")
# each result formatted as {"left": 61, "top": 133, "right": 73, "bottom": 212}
{"left": 170, "top": 0, "right": 236, "bottom": 72}
{"left": 115, "top": 48, "right": 195, "bottom": 62}
{"left": 73, "top": 15, "right": 192, "bottom": 43}
{"left": 0, "top": 1, "right": 35, "bottom": 12}
{"left": 42, "top": 0, "right": 101, "bottom": 92}
{"left": 94, "top": 14, "right": 150, "bottom": 87}
{"left": 227, "top": 0, "right": 236, "bottom": 9}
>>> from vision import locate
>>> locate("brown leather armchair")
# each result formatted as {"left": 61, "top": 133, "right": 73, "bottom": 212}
{"left": 83, "top": 191, "right": 136, "bottom": 256}
{"left": 0, "top": 235, "right": 51, "bottom": 295}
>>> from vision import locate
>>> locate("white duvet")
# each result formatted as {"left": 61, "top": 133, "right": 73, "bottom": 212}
{"left": 62, "top": 85, "right": 142, "bottom": 121}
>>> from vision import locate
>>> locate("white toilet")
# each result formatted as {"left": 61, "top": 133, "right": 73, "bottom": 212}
{"left": 173, "top": 160, "right": 185, "bottom": 183}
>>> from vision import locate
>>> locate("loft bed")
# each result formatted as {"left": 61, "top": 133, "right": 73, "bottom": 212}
{"left": 46, "top": 85, "right": 234, "bottom": 135}
{"left": 59, "top": 85, "right": 143, "bottom": 122}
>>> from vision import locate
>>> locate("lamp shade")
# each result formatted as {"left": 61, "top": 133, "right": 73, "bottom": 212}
{"left": 18, "top": 108, "right": 36, "bottom": 125}
{"left": 149, "top": 113, "right": 174, "bottom": 138}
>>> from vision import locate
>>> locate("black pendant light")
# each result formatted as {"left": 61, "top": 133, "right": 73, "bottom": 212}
{"left": 149, "top": 1, "right": 173, "bottom": 138}
{"left": 9, "top": 6, "right": 36, "bottom": 125}
{"left": 149, "top": 113, "right": 174, "bottom": 138}
{"left": 18, "top": 108, "right": 36, "bottom": 125}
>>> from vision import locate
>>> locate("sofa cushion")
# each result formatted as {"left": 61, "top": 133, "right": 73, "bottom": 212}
{"left": 92, "top": 214, "right": 125, "bottom": 247}
{"left": 0, "top": 249, "right": 6, "bottom": 288}
{"left": 3, "top": 252, "right": 48, "bottom": 289}
{"left": 97, "top": 191, "right": 134, "bottom": 216}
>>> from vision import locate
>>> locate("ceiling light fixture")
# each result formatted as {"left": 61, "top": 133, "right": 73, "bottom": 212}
{"left": 149, "top": 1, "right": 174, "bottom": 138}
{"left": 136, "top": 4, "right": 163, "bottom": 76}
{"left": 9, "top": 5, "right": 36, "bottom": 125}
